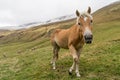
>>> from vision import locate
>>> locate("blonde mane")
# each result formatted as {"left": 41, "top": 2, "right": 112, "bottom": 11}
{"left": 81, "top": 12, "right": 93, "bottom": 20}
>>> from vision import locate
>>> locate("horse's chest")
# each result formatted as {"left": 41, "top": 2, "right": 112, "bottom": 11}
{"left": 76, "top": 42, "right": 83, "bottom": 49}
{"left": 72, "top": 38, "right": 84, "bottom": 50}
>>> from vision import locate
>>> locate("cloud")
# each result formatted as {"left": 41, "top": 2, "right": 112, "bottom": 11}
{"left": 0, "top": 9, "right": 17, "bottom": 26}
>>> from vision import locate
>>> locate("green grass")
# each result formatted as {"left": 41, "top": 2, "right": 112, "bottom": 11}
{"left": 0, "top": 21, "right": 120, "bottom": 80}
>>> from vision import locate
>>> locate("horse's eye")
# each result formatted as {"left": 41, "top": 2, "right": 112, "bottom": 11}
{"left": 91, "top": 20, "right": 93, "bottom": 23}
{"left": 78, "top": 23, "right": 81, "bottom": 25}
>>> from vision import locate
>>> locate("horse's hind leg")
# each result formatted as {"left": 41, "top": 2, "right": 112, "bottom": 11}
{"left": 51, "top": 42, "right": 60, "bottom": 69}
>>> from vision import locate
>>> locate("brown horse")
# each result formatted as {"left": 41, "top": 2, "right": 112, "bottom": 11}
{"left": 50, "top": 7, "right": 93, "bottom": 77}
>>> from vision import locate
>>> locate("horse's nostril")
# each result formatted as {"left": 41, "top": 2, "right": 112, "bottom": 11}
{"left": 84, "top": 35, "right": 93, "bottom": 44}
{"left": 89, "top": 35, "right": 93, "bottom": 39}
{"left": 84, "top": 35, "right": 93, "bottom": 40}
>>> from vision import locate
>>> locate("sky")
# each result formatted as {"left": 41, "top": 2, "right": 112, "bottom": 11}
{"left": 0, "top": 0, "right": 119, "bottom": 28}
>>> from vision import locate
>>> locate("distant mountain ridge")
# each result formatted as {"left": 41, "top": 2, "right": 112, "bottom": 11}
{"left": 18, "top": 14, "right": 75, "bottom": 29}
{"left": 0, "top": 14, "right": 75, "bottom": 30}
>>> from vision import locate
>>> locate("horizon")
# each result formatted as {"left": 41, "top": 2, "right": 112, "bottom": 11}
{"left": 0, "top": 0, "right": 119, "bottom": 29}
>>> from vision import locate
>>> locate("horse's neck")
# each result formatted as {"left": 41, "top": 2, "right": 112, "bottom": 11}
{"left": 73, "top": 25, "right": 84, "bottom": 40}
{"left": 69, "top": 25, "right": 84, "bottom": 46}
{"left": 71, "top": 24, "right": 81, "bottom": 33}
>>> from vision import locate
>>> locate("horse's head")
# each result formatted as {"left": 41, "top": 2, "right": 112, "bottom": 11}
{"left": 76, "top": 7, "right": 93, "bottom": 44}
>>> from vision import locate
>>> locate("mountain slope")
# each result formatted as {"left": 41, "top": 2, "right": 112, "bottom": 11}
{"left": 93, "top": 1, "right": 120, "bottom": 23}
{"left": 0, "top": 19, "right": 75, "bottom": 44}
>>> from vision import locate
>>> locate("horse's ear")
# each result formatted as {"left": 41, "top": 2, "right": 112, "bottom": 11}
{"left": 76, "top": 10, "right": 80, "bottom": 17}
{"left": 87, "top": 7, "right": 91, "bottom": 14}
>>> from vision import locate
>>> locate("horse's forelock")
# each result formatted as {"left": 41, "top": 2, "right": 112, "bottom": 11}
{"left": 76, "top": 12, "right": 93, "bottom": 24}
{"left": 80, "top": 12, "right": 93, "bottom": 20}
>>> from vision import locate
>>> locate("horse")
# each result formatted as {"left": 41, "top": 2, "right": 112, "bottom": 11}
{"left": 50, "top": 7, "right": 93, "bottom": 77}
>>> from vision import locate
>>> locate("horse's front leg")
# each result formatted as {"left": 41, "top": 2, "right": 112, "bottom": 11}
{"left": 75, "top": 48, "right": 82, "bottom": 77}
{"left": 68, "top": 45, "right": 81, "bottom": 77}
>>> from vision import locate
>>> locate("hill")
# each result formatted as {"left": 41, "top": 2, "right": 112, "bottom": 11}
{"left": 0, "top": 1, "right": 120, "bottom": 80}
{"left": 0, "top": 19, "right": 75, "bottom": 44}
{"left": 0, "top": 29, "right": 12, "bottom": 38}
{"left": 0, "top": 29, "right": 10, "bottom": 35}
{"left": 93, "top": 1, "right": 120, "bottom": 23}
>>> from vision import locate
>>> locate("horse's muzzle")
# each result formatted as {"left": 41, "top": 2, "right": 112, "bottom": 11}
{"left": 84, "top": 35, "right": 93, "bottom": 44}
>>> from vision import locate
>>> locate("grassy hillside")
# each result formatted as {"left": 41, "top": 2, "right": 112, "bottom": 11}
{"left": 0, "top": 2, "right": 120, "bottom": 80}
{"left": 0, "top": 19, "right": 75, "bottom": 44}
{"left": 93, "top": 1, "right": 120, "bottom": 23}
{"left": 0, "top": 30, "right": 12, "bottom": 37}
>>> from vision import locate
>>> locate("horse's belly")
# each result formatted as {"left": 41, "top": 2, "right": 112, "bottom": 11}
{"left": 59, "top": 42, "right": 69, "bottom": 49}
{"left": 54, "top": 29, "right": 70, "bottom": 49}
{"left": 55, "top": 36, "right": 69, "bottom": 49}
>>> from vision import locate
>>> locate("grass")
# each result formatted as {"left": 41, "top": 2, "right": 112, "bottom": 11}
{"left": 0, "top": 21, "right": 120, "bottom": 80}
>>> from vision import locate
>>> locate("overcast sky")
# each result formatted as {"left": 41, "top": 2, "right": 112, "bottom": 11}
{"left": 0, "top": 0, "right": 118, "bottom": 27}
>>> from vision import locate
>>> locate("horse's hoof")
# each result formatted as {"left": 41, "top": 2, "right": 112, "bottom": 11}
{"left": 76, "top": 74, "right": 81, "bottom": 77}
{"left": 68, "top": 70, "right": 72, "bottom": 75}
{"left": 53, "top": 67, "right": 56, "bottom": 70}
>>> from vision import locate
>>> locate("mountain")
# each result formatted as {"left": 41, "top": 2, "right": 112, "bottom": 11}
{"left": 0, "top": 14, "right": 75, "bottom": 30}
{"left": 0, "top": 29, "right": 11, "bottom": 35}
{"left": 18, "top": 14, "right": 75, "bottom": 29}
{"left": 0, "top": 29, "right": 10, "bottom": 32}
{"left": 93, "top": 1, "right": 120, "bottom": 23}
